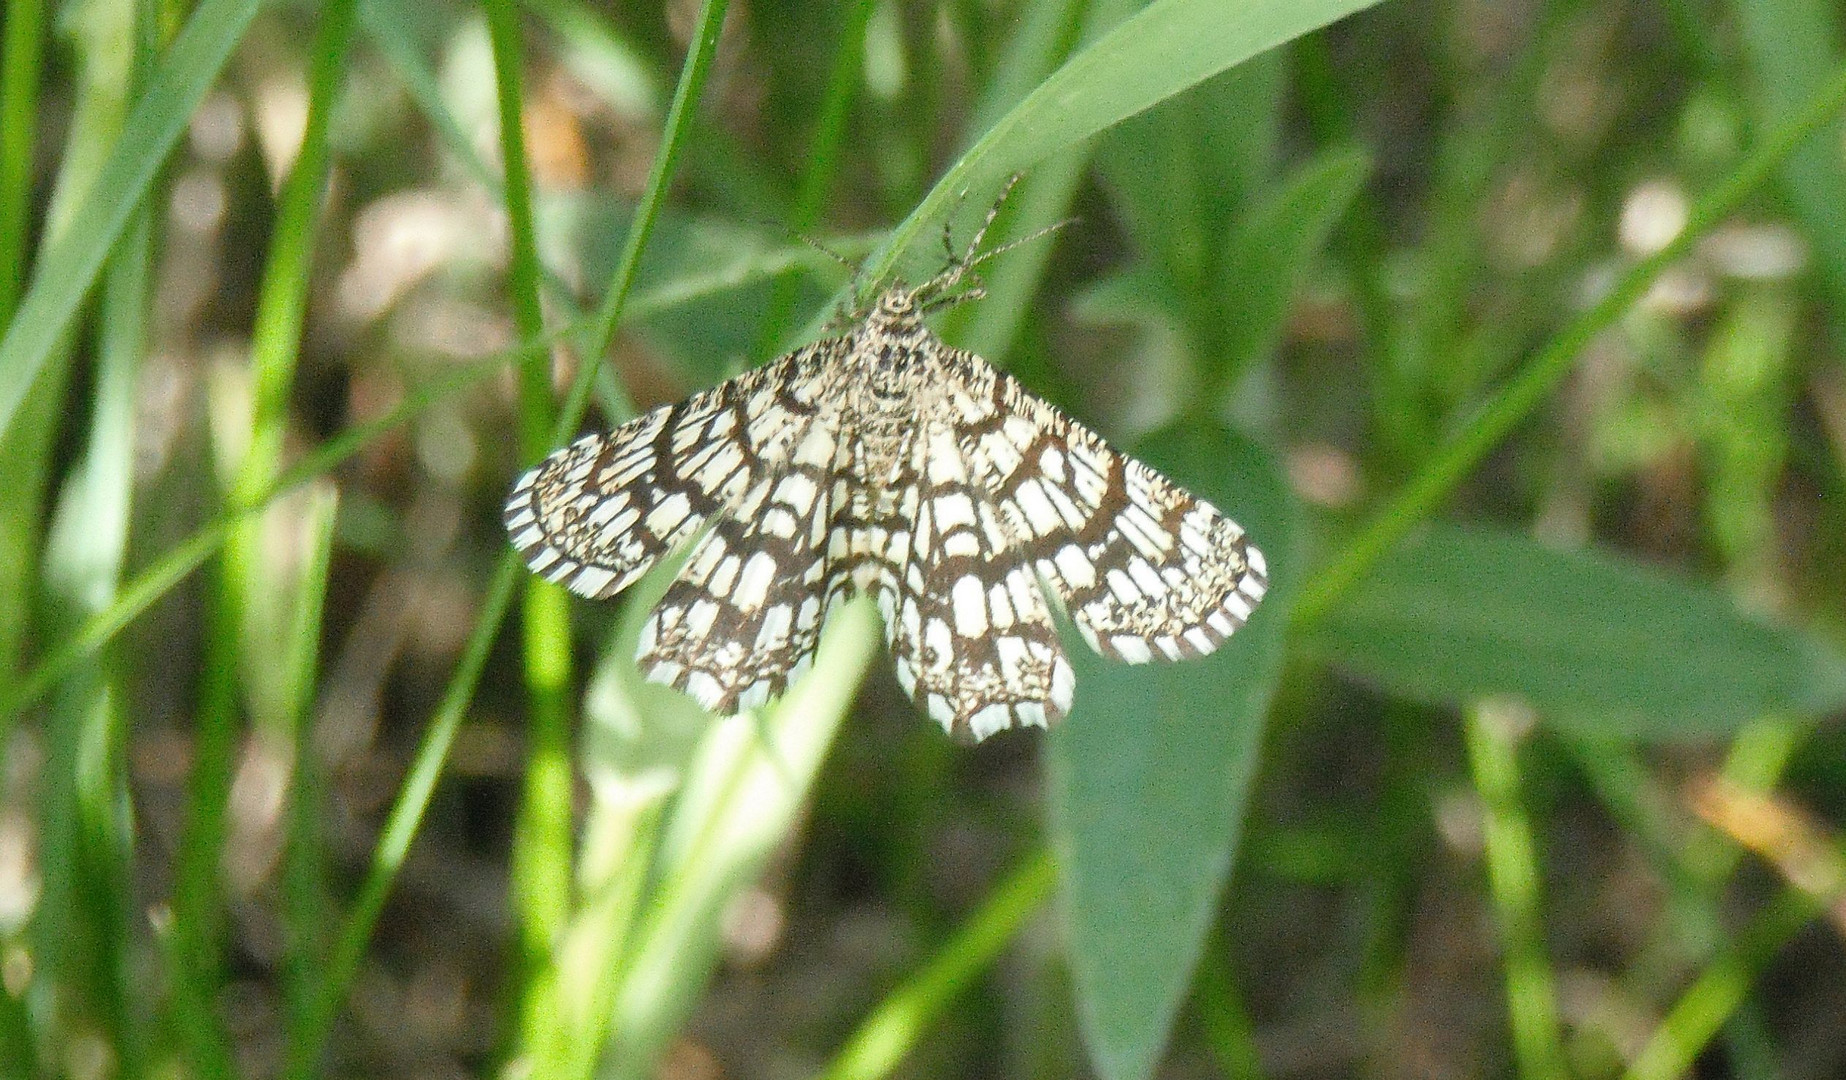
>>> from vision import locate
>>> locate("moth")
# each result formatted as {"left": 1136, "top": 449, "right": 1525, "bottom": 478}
{"left": 505, "top": 198, "right": 1265, "bottom": 741}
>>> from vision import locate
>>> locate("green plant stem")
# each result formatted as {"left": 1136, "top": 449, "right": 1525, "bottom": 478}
{"left": 278, "top": 486, "right": 339, "bottom": 1080}
{"left": 1464, "top": 701, "right": 1566, "bottom": 1080}
{"left": 35, "top": 150, "right": 155, "bottom": 1080}
{"left": 172, "top": 2, "right": 356, "bottom": 1063}
{"left": 1290, "top": 58, "right": 1846, "bottom": 627}
{"left": 0, "top": 0, "right": 45, "bottom": 324}
{"left": 816, "top": 849, "right": 1058, "bottom": 1080}
{"left": 1622, "top": 890, "right": 1821, "bottom": 1080}
{"left": 76, "top": 195, "right": 154, "bottom": 1080}
{"left": 0, "top": 0, "right": 142, "bottom": 727}
{"left": 1568, "top": 730, "right": 1787, "bottom": 1080}
{"left": 492, "top": 5, "right": 551, "bottom": 460}
{"left": 484, "top": 0, "right": 580, "bottom": 1059}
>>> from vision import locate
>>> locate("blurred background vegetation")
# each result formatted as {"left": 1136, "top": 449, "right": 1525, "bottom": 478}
{"left": 2, "top": 0, "right": 1846, "bottom": 1077}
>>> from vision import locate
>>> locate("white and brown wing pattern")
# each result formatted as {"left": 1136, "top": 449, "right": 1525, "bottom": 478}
{"left": 633, "top": 408, "right": 845, "bottom": 714}
{"left": 881, "top": 413, "right": 1075, "bottom": 742}
{"left": 942, "top": 351, "right": 1269, "bottom": 667}
{"left": 504, "top": 341, "right": 836, "bottom": 602}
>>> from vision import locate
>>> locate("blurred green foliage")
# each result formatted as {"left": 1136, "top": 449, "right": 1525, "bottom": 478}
{"left": 0, "top": 0, "right": 1844, "bottom": 1078}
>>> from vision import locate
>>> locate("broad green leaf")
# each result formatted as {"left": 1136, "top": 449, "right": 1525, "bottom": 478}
{"left": 0, "top": 0, "right": 260, "bottom": 444}
{"left": 1301, "top": 526, "right": 1846, "bottom": 737}
{"left": 1047, "top": 424, "right": 1294, "bottom": 1080}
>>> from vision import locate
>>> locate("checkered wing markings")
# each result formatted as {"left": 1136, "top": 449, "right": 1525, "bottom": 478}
{"left": 635, "top": 424, "right": 839, "bottom": 714}
{"left": 951, "top": 359, "right": 1270, "bottom": 664}
{"left": 502, "top": 342, "right": 837, "bottom": 601}
{"left": 882, "top": 416, "right": 1074, "bottom": 741}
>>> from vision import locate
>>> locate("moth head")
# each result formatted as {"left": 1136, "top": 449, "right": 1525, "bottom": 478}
{"left": 874, "top": 285, "right": 920, "bottom": 319}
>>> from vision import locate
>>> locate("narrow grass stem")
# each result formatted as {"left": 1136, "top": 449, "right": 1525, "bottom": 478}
{"left": 172, "top": 3, "right": 357, "bottom": 1059}
{"left": 483, "top": 0, "right": 581, "bottom": 1058}
{"left": 36, "top": 150, "right": 155, "bottom": 1078}
{"left": 816, "top": 849, "right": 1058, "bottom": 1080}
{"left": 1464, "top": 700, "right": 1567, "bottom": 1080}
{"left": 0, "top": 0, "right": 46, "bottom": 324}
{"left": 1622, "top": 890, "right": 1821, "bottom": 1080}
{"left": 277, "top": 486, "right": 339, "bottom": 1079}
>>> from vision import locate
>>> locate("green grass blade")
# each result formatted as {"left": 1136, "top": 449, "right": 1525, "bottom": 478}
{"left": 172, "top": 2, "right": 358, "bottom": 1060}
{"left": 817, "top": 850, "right": 1059, "bottom": 1080}
{"left": 35, "top": 177, "right": 154, "bottom": 1080}
{"left": 300, "top": 0, "right": 734, "bottom": 1061}
{"left": 273, "top": 484, "right": 339, "bottom": 1075}
{"left": 484, "top": 0, "right": 580, "bottom": 1057}
{"left": 20, "top": 0, "right": 157, "bottom": 1066}
{"left": 0, "top": 0, "right": 144, "bottom": 692}
{"left": 0, "top": 0, "right": 259, "bottom": 445}
{"left": 274, "top": 485, "right": 339, "bottom": 1080}
{"left": 0, "top": 0, "right": 46, "bottom": 324}
{"left": 864, "top": 0, "right": 1386, "bottom": 288}
{"left": 1622, "top": 889, "right": 1822, "bottom": 1080}
{"left": 1465, "top": 700, "right": 1566, "bottom": 1080}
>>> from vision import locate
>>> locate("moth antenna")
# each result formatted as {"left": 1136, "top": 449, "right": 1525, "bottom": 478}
{"left": 916, "top": 276, "right": 986, "bottom": 315}
{"left": 914, "top": 177, "right": 1072, "bottom": 311}
{"left": 757, "top": 217, "right": 859, "bottom": 274}
{"left": 959, "top": 172, "right": 1023, "bottom": 261}
{"left": 962, "top": 216, "right": 1077, "bottom": 274}
{"left": 791, "top": 231, "right": 856, "bottom": 271}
